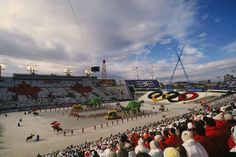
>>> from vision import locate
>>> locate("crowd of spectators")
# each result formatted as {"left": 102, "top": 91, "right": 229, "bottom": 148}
{"left": 0, "top": 78, "right": 132, "bottom": 110}
{"left": 39, "top": 93, "right": 236, "bottom": 157}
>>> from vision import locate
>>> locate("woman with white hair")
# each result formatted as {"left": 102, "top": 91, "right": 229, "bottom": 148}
{"left": 181, "top": 131, "right": 208, "bottom": 157}
{"left": 148, "top": 140, "right": 163, "bottom": 157}
{"left": 135, "top": 138, "right": 150, "bottom": 154}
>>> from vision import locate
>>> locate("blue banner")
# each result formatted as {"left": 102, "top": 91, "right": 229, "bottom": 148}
{"left": 125, "top": 80, "right": 161, "bottom": 89}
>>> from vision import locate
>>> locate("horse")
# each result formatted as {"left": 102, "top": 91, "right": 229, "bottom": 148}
{"left": 26, "top": 134, "right": 34, "bottom": 142}
{"left": 56, "top": 127, "right": 63, "bottom": 132}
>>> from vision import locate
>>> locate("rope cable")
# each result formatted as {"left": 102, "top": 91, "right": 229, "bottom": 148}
{"left": 67, "top": 0, "right": 90, "bottom": 53}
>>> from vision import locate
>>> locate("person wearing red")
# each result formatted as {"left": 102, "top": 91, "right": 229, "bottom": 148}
{"left": 227, "top": 125, "right": 236, "bottom": 156}
{"left": 204, "top": 117, "right": 227, "bottom": 155}
{"left": 214, "top": 113, "right": 231, "bottom": 152}
{"left": 193, "top": 121, "right": 222, "bottom": 157}
{"left": 131, "top": 132, "right": 140, "bottom": 147}
{"left": 154, "top": 134, "right": 166, "bottom": 151}
{"left": 164, "top": 128, "right": 183, "bottom": 147}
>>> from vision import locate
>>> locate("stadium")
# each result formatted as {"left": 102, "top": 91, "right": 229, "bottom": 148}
{"left": 0, "top": 71, "right": 236, "bottom": 157}
{"left": 1, "top": 1, "right": 236, "bottom": 157}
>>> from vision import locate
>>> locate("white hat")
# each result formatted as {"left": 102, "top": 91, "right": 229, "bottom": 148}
{"left": 163, "top": 147, "right": 180, "bottom": 157}
{"left": 232, "top": 109, "right": 236, "bottom": 116}
{"left": 154, "top": 135, "right": 162, "bottom": 142}
{"left": 187, "top": 122, "right": 193, "bottom": 130}
{"left": 224, "top": 113, "right": 233, "bottom": 121}
{"left": 150, "top": 140, "right": 158, "bottom": 149}
{"left": 181, "top": 131, "right": 193, "bottom": 142}
{"left": 138, "top": 138, "right": 144, "bottom": 145}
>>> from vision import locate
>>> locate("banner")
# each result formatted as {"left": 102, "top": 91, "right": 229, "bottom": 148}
{"left": 125, "top": 80, "right": 161, "bottom": 89}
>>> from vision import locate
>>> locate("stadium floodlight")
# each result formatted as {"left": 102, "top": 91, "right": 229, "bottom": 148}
{"left": 85, "top": 69, "right": 92, "bottom": 77}
{"left": 64, "top": 68, "right": 72, "bottom": 76}
{"left": 0, "top": 64, "right": 6, "bottom": 78}
{"left": 135, "top": 66, "right": 139, "bottom": 80}
{"left": 26, "top": 64, "right": 37, "bottom": 75}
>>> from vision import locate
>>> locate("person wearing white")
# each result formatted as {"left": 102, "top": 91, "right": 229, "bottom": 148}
{"left": 181, "top": 131, "right": 209, "bottom": 157}
{"left": 124, "top": 143, "right": 136, "bottom": 157}
{"left": 148, "top": 140, "right": 163, "bottom": 157}
{"left": 135, "top": 138, "right": 150, "bottom": 154}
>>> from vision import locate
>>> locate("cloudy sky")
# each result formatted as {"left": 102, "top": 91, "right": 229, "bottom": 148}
{"left": 0, "top": 0, "right": 236, "bottom": 82}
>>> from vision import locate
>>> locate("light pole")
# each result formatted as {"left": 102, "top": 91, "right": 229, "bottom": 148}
{"left": 0, "top": 64, "right": 6, "bottom": 78}
{"left": 64, "top": 68, "right": 72, "bottom": 76}
{"left": 136, "top": 66, "right": 139, "bottom": 80}
{"left": 26, "top": 64, "right": 37, "bottom": 75}
{"left": 85, "top": 69, "right": 91, "bottom": 77}
{"left": 151, "top": 65, "right": 154, "bottom": 80}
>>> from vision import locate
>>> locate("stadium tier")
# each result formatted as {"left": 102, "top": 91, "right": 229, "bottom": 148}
{"left": 0, "top": 74, "right": 132, "bottom": 110}
{"left": 216, "top": 77, "right": 236, "bottom": 90}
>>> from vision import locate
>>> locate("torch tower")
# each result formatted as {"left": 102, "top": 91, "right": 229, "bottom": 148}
{"left": 101, "top": 59, "right": 107, "bottom": 79}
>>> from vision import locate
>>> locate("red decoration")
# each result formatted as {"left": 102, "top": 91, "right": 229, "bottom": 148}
{"left": 70, "top": 82, "right": 93, "bottom": 93}
{"left": 8, "top": 81, "right": 41, "bottom": 97}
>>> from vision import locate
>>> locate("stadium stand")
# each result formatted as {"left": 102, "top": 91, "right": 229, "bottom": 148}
{"left": 0, "top": 75, "right": 132, "bottom": 110}
{"left": 216, "top": 78, "right": 236, "bottom": 90}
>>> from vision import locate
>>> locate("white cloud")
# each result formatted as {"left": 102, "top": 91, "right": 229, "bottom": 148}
{"left": 214, "top": 18, "right": 221, "bottom": 23}
{"left": 0, "top": 0, "right": 196, "bottom": 65}
{"left": 221, "top": 40, "right": 236, "bottom": 53}
{"left": 197, "top": 32, "right": 207, "bottom": 38}
{"left": 2, "top": 0, "right": 232, "bottom": 82}
{"left": 160, "top": 38, "right": 172, "bottom": 45}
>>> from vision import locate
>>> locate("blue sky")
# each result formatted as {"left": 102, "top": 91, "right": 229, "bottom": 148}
{"left": 0, "top": 0, "right": 235, "bottom": 82}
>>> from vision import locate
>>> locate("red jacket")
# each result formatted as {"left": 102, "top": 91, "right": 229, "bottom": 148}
{"left": 228, "top": 135, "right": 236, "bottom": 151}
{"left": 205, "top": 126, "right": 219, "bottom": 137}
{"left": 164, "top": 134, "right": 183, "bottom": 147}
{"left": 131, "top": 133, "right": 140, "bottom": 147}
{"left": 194, "top": 134, "right": 222, "bottom": 157}
{"left": 158, "top": 140, "right": 166, "bottom": 151}
{"left": 205, "top": 125, "right": 228, "bottom": 154}
{"left": 215, "top": 120, "right": 230, "bottom": 137}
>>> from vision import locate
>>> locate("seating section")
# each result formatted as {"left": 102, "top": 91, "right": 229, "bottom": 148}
{"left": 0, "top": 77, "right": 132, "bottom": 110}
{"left": 216, "top": 77, "right": 236, "bottom": 90}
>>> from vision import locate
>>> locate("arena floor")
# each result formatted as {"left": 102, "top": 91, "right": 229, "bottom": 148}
{"left": 0, "top": 92, "right": 221, "bottom": 157}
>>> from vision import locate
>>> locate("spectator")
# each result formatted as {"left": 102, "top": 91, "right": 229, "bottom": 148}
{"left": 164, "top": 128, "right": 182, "bottom": 147}
{"left": 181, "top": 130, "right": 208, "bottom": 157}
{"left": 117, "top": 142, "right": 128, "bottom": 157}
{"left": 154, "top": 134, "right": 166, "bottom": 151}
{"left": 228, "top": 125, "right": 236, "bottom": 152}
{"left": 124, "top": 143, "right": 135, "bottom": 157}
{"left": 193, "top": 121, "right": 222, "bottom": 157}
{"left": 163, "top": 147, "right": 180, "bottom": 157}
{"left": 148, "top": 140, "right": 163, "bottom": 157}
{"left": 136, "top": 152, "right": 151, "bottom": 157}
{"left": 176, "top": 145, "right": 187, "bottom": 157}
{"left": 135, "top": 138, "right": 150, "bottom": 154}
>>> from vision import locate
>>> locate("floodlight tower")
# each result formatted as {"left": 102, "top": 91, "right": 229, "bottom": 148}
{"left": 101, "top": 59, "right": 107, "bottom": 79}
{"left": 0, "top": 64, "right": 6, "bottom": 78}
{"left": 151, "top": 65, "right": 154, "bottom": 80}
{"left": 136, "top": 66, "right": 139, "bottom": 80}
{"left": 85, "top": 69, "right": 91, "bottom": 77}
{"left": 26, "top": 64, "right": 37, "bottom": 75}
{"left": 64, "top": 68, "right": 72, "bottom": 76}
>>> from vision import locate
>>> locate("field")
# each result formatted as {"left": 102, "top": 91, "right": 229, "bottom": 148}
{"left": 0, "top": 92, "right": 222, "bottom": 157}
